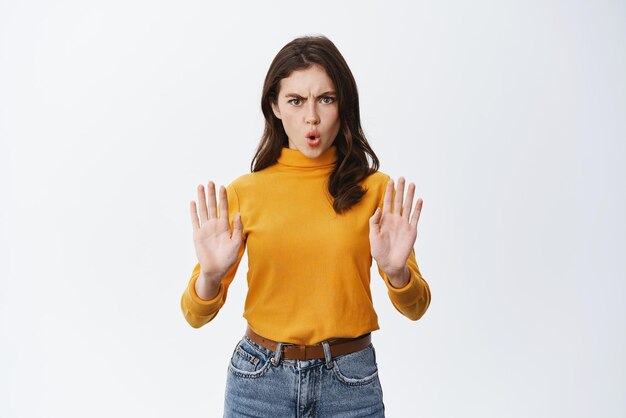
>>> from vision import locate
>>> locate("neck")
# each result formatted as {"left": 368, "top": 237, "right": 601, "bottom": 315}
{"left": 277, "top": 146, "right": 337, "bottom": 168}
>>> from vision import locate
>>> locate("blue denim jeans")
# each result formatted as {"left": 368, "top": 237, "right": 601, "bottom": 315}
{"left": 223, "top": 334, "right": 385, "bottom": 417}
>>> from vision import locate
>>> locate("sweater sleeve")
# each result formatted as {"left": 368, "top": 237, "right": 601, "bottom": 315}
{"left": 180, "top": 183, "right": 246, "bottom": 328}
{"left": 378, "top": 249, "right": 431, "bottom": 321}
{"left": 374, "top": 172, "right": 431, "bottom": 321}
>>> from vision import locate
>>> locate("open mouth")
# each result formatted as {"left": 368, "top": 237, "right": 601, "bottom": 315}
{"left": 306, "top": 131, "right": 321, "bottom": 147}
{"left": 306, "top": 130, "right": 320, "bottom": 140}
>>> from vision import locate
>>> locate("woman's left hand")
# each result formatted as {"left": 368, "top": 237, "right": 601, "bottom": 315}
{"left": 369, "top": 177, "right": 423, "bottom": 287}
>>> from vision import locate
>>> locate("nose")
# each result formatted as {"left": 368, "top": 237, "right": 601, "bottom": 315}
{"left": 305, "top": 101, "right": 320, "bottom": 125}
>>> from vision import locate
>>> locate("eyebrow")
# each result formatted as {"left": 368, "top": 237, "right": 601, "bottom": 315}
{"left": 283, "top": 91, "right": 336, "bottom": 99}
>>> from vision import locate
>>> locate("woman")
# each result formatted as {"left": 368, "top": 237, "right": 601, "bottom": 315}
{"left": 181, "top": 35, "right": 431, "bottom": 417}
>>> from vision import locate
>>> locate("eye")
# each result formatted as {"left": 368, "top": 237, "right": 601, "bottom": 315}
{"left": 288, "top": 98, "right": 302, "bottom": 106}
{"left": 320, "top": 96, "right": 336, "bottom": 104}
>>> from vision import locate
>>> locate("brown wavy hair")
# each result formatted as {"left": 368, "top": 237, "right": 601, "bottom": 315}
{"left": 251, "top": 35, "right": 380, "bottom": 214}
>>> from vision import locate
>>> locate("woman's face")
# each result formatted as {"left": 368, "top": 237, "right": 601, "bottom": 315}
{"left": 271, "top": 64, "right": 341, "bottom": 159}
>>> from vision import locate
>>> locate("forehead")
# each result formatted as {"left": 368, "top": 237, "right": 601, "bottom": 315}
{"left": 278, "top": 64, "right": 335, "bottom": 94}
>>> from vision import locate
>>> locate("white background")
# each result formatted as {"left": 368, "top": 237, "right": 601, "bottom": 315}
{"left": 1, "top": 1, "right": 624, "bottom": 417}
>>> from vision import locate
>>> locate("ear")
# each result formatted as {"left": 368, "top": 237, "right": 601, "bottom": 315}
{"left": 271, "top": 101, "right": 282, "bottom": 120}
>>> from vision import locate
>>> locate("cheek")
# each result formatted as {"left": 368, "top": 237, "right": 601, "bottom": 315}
{"left": 280, "top": 111, "right": 298, "bottom": 130}
{"left": 324, "top": 107, "right": 340, "bottom": 126}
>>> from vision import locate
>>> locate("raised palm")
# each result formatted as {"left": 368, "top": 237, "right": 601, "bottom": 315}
{"left": 369, "top": 177, "right": 422, "bottom": 277}
{"left": 190, "top": 181, "right": 243, "bottom": 281}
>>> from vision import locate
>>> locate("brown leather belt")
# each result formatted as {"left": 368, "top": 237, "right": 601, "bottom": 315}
{"left": 245, "top": 326, "right": 371, "bottom": 361}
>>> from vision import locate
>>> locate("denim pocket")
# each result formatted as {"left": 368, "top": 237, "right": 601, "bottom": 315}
{"left": 228, "top": 337, "right": 272, "bottom": 379}
{"left": 331, "top": 343, "right": 379, "bottom": 386}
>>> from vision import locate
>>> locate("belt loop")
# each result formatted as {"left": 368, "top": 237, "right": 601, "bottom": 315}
{"left": 271, "top": 342, "right": 284, "bottom": 366}
{"left": 321, "top": 341, "right": 334, "bottom": 369}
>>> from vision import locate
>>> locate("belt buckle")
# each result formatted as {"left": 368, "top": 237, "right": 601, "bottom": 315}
{"left": 271, "top": 342, "right": 294, "bottom": 365}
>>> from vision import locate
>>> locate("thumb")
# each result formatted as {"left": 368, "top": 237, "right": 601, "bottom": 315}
{"left": 369, "top": 207, "right": 382, "bottom": 228}
{"left": 231, "top": 213, "right": 243, "bottom": 240}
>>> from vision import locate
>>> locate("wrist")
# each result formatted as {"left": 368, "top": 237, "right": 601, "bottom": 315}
{"left": 200, "top": 268, "right": 224, "bottom": 284}
{"left": 386, "top": 266, "right": 411, "bottom": 288}
{"left": 195, "top": 270, "right": 222, "bottom": 301}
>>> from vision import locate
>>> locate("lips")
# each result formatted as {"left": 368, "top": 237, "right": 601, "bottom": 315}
{"left": 306, "top": 130, "right": 320, "bottom": 140}
{"left": 305, "top": 129, "right": 321, "bottom": 147}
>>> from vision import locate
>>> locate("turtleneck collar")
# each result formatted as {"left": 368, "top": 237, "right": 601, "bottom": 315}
{"left": 277, "top": 145, "right": 337, "bottom": 168}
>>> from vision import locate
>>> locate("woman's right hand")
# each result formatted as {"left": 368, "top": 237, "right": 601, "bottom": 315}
{"left": 190, "top": 181, "right": 243, "bottom": 283}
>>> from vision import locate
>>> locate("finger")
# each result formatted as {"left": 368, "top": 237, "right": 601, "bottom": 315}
{"left": 410, "top": 198, "right": 423, "bottom": 228}
{"left": 394, "top": 177, "right": 405, "bottom": 215}
{"left": 197, "top": 184, "right": 209, "bottom": 222}
{"left": 231, "top": 213, "right": 243, "bottom": 240}
{"left": 206, "top": 181, "right": 217, "bottom": 219}
{"left": 369, "top": 207, "right": 382, "bottom": 226}
{"left": 382, "top": 179, "right": 393, "bottom": 214}
{"left": 403, "top": 183, "right": 416, "bottom": 221}
{"left": 190, "top": 201, "right": 200, "bottom": 231}
{"left": 218, "top": 185, "right": 229, "bottom": 220}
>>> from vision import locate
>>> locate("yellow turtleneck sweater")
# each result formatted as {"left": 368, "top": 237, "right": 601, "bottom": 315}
{"left": 180, "top": 145, "right": 431, "bottom": 345}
